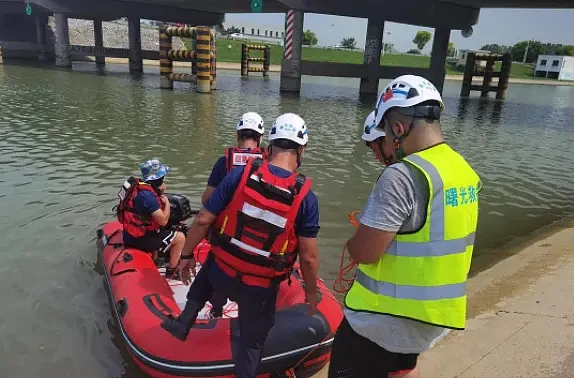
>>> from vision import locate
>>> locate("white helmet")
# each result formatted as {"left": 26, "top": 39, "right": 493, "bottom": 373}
{"left": 237, "top": 112, "right": 264, "bottom": 135}
{"left": 374, "top": 75, "right": 444, "bottom": 129}
{"left": 361, "top": 110, "right": 386, "bottom": 142}
{"left": 269, "top": 113, "right": 308, "bottom": 146}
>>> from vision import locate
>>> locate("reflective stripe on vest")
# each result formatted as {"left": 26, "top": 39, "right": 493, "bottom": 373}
{"left": 229, "top": 237, "right": 271, "bottom": 257}
{"left": 355, "top": 270, "right": 467, "bottom": 300}
{"left": 385, "top": 154, "right": 475, "bottom": 258}
{"left": 345, "top": 143, "right": 480, "bottom": 330}
{"left": 386, "top": 232, "right": 475, "bottom": 257}
{"left": 222, "top": 200, "right": 295, "bottom": 259}
{"left": 211, "top": 158, "right": 312, "bottom": 287}
{"left": 242, "top": 202, "right": 288, "bottom": 229}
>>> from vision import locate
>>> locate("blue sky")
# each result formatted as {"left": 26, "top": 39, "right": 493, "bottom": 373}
{"left": 226, "top": 9, "right": 574, "bottom": 53}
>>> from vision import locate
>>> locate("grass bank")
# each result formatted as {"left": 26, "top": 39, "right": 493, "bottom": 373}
{"left": 184, "top": 39, "right": 537, "bottom": 80}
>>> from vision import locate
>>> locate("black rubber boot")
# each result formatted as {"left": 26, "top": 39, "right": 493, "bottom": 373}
{"left": 161, "top": 300, "right": 199, "bottom": 341}
{"left": 210, "top": 307, "right": 223, "bottom": 318}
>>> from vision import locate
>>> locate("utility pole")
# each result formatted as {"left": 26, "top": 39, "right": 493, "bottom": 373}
{"left": 522, "top": 40, "right": 530, "bottom": 64}
{"left": 382, "top": 31, "right": 391, "bottom": 56}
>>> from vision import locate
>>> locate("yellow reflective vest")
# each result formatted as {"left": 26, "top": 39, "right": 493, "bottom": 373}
{"left": 345, "top": 143, "right": 481, "bottom": 330}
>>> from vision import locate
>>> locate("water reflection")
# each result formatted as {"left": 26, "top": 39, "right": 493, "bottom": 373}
{"left": 456, "top": 97, "right": 504, "bottom": 126}
{"left": 1, "top": 63, "right": 574, "bottom": 378}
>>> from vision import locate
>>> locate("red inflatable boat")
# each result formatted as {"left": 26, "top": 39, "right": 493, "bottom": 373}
{"left": 97, "top": 220, "right": 343, "bottom": 378}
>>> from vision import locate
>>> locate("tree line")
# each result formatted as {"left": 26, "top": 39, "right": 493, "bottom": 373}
{"left": 480, "top": 41, "right": 574, "bottom": 64}
{"left": 189, "top": 23, "right": 574, "bottom": 65}
{"left": 216, "top": 26, "right": 447, "bottom": 56}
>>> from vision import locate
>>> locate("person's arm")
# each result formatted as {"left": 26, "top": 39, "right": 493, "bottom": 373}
{"left": 136, "top": 191, "right": 170, "bottom": 227}
{"left": 201, "top": 187, "right": 216, "bottom": 206}
{"left": 181, "top": 166, "right": 245, "bottom": 258}
{"left": 181, "top": 208, "right": 217, "bottom": 256}
{"left": 295, "top": 191, "right": 320, "bottom": 312}
{"left": 298, "top": 236, "right": 319, "bottom": 297}
{"left": 347, "top": 226, "right": 396, "bottom": 264}
{"left": 153, "top": 195, "right": 171, "bottom": 226}
{"left": 347, "top": 165, "right": 415, "bottom": 264}
{"left": 202, "top": 157, "right": 227, "bottom": 205}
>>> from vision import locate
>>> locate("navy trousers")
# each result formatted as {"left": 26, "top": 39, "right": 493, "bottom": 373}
{"left": 186, "top": 257, "right": 278, "bottom": 378}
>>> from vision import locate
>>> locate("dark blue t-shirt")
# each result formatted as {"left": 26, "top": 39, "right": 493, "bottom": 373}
{"left": 134, "top": 190, "right": 161, "bottom": 214}
{"left": 123, "top": 190, "right": 162, "bottom": 242}
{"left": 207, "top": 156, "right": 227, "bottom": 188}
{"left": 204, "top": 164, "right": 320, "bottom": 238}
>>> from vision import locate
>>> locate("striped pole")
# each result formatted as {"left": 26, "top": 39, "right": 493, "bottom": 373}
{"left": 210, "top": 30, "right": 217, "bottom": 90}
{"left": 241, "top": 43, "right": 249, "bottom": 76}
{"left": 263, "top": 46, "right": 270, "bottom": 77}
{"left": 284, "top": 10, "right": 295, "bottom": 59}
{"left": 195, "top": 26, "right": 212, "bottom": 93}
{"left": 159, "top": 25, "right": 173, "bottom": 89}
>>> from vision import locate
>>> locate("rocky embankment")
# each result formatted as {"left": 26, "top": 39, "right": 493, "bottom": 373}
{"left": 47, "top": 18, "right": 185, "bottom": 51}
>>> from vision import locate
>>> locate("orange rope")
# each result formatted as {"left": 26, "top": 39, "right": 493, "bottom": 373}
{"left": 166, "top": 213, "right": 361, "bottom": 376}
{"left": 285, "top": 332, "right": 332, "bottom": 378}
{"left": 284, "top": 211, "right": 361, "bottom": 377}
{"left": 332, "top": 211, "right": 360, "bottom": 294}
{"left": 347, "top": 210, "right": 361, "bottom": 229}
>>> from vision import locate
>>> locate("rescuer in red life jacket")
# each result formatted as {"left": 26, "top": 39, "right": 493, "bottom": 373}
{"left": 118, "top": 159, "right": 186, "bottom": 279}
{"left": 161, "top": 113, "right": 321, "bottom": 378}
{"left": 200, "top": 112, "right": 266, "bottom": 318}
{"left": 201, "top": 112, "right": 266, "bottom": 205}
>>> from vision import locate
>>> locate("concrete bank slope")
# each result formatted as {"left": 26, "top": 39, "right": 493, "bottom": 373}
{"left": 311, "top": 226, "right": 574, "bottom": 378}
{"left": 419, "top": 226, "right": 574, "bottom": 378}
{"left": 97, "top": 59, "right": 574, "bottom": 87}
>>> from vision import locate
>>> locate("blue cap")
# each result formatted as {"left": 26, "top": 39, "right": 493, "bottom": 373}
{"left": 140, "top": 159, "right": 170, "bottom": 182}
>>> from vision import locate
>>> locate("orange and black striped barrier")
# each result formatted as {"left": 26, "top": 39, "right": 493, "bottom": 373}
{"left": 159, "top": 25, "right": 216, "bottom": 93}
{"left": 241, "top": 43, "right": 270, "bottom": 77}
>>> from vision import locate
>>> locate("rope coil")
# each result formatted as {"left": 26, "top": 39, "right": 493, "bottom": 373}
{"left": 333, "top": 211, "right": 360, "bottom": 294}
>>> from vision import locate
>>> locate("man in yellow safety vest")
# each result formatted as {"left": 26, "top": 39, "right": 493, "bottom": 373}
{"left": 329, "top": 75, "right": 482, "bottom": 378}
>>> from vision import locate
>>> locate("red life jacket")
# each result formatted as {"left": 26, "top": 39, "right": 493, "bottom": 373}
{"left": 212, "top": 158, "right": 312, "bottom": 287}
{"left": 224, "top": 147, "right": 266, "bottom": 173}
{"left": 117, "top": 178, "right": 162, "bottom": 238}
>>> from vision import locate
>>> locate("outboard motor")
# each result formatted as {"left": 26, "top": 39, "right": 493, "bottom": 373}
{"left": 164, "top": 193, "right": 194, "bottom": 229}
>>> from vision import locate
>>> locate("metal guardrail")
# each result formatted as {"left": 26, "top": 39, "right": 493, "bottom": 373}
{"left": 69, "top": 45, "right": 159, "bottom": 60}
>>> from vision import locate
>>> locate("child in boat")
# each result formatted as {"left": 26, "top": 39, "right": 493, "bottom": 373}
{"left": 118, "top": 159, "right": 186, "bottom": 280}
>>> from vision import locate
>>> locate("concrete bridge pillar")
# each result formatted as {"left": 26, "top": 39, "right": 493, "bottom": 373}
{"left": 35, "top": 15, "right": 49, "bottom": 61}
{"left": 280, "top": 10, "right": 304, "bottom": 93}
{"left": 94, "top": 19, "right": 105, "bottom": 66}
{"left": 359, "top": 18, "right": 384, "bottom": 95}
{"left": 429, "top": 28, "right": 451, "bottom": 94}
{"left": 128, "top": 17, "right": 143, "bottom": 73}
{"left": 55, "top": 13, "right": 71, "bottom": 67}
{"left": 0, "top": 13, "right": 52, "bottom": 60}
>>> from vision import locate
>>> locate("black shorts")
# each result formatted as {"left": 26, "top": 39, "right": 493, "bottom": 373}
{"left": 328, "top": 317, "right": 419, "bottom": 378}
{"left": 124, "top": 229, "right": 177, "bottom": 254}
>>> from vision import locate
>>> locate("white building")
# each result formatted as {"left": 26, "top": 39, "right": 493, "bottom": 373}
{"left": 221, "top": 22, "right": 285, "bottom": 45}
{"left": 452, "top": 49, "right": 492, "bottom": 68}
{"left": 535, "top": 55, "right": 574, "bottom": 81}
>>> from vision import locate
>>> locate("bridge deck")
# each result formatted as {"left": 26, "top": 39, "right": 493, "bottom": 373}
{"left": 4, "top": 0, "right": 574, "bottom": 30}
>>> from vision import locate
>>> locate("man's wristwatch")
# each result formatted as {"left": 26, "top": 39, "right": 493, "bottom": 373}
{"left": 181, "top": 254, "right": 194, "bottom": 260}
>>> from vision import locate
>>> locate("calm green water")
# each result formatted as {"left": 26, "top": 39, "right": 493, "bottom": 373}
{"left": 1, "top": 62, "right": 574, "bottom": 377}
